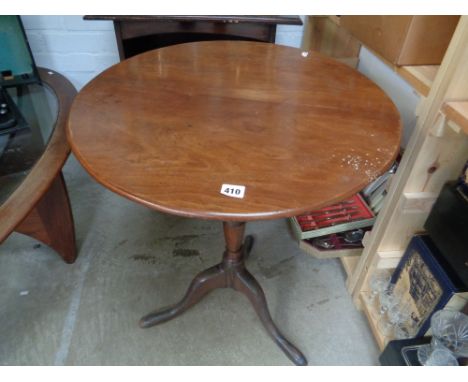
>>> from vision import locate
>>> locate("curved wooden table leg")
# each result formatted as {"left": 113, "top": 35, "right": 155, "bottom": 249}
{"left": 15, "top": 171, "right": 77, "bottom": 264}
{"left": 233, "top": 267, "right": 307, "bottom": 366}
{"left": 140, "top": 222, "right": 307, "bottom": 365}
{"left": 139, "top": 264, "right": 226, "bottom": 328}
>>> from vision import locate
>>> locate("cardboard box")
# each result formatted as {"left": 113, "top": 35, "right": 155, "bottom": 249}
{"left": 301, "top": 16, "right": 361, "bottom": 68}
{"left": 340, "top": 16, "right": 460, "bottom": 66}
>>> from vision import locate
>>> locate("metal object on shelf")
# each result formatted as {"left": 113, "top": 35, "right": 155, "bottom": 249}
{"left": 343, "top": 228, "right": 365, "bottom": 243}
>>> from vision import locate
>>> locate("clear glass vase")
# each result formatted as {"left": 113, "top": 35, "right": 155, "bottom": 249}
{"left": 417, "top": 309, "right": 468, "bottom": 365}
{"left": 419, "top": 345, "right": 459, "bottom": 366}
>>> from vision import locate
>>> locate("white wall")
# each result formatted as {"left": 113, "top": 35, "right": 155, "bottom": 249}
{"left": 21, "top": 16, "right": 304, "bottom": 90}
{"left": 275, "top": 21, "right": 305, "bottom": 48}
{"left": 357, "top": 47, "right": 420, "bottom": 147}
{"left": 21, "top": 16, "right": 120, "bottom": 90}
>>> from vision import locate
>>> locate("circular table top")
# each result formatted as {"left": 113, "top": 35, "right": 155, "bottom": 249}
{"left": 67, "top": 41, "right": 401, "bottom": 221}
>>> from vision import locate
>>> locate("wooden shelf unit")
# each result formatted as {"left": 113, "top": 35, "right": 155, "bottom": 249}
{"left": 359, "top": 292, "right": 388, "bottom": 351}
{"left": 300, "top": 17, "right": 468, "bottom": 349}
{"left": 326, "top": 16, "right": 468, "bottom": 348}
{"left": 340, "top": 255, "right": 361, "bottom": 278}
{"left": 367, "top": 47, "right": 439, "bottom": 97}
{"left": 397, "top": 65, "right": 439, "bottom": 98}
{"left": 442, "top": 101, "right": 468, "bottom": 135}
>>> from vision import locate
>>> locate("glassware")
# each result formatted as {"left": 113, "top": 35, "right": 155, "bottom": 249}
{"left": 393, "top": 324, "right": 411, "bottom": 340}
{"left": 377, "top": 300, "right": 412, "bottom": 339}
{"left": 366, "top": 269, "right": 392, "bottom": 308}
{"left": 391, "top": 303, "right": 413, "bottom": 340}
{"left": 423, "top": 346, "right": 459, "bottom": 366}
{"left": 417, "top": 309, "right": 468, "bottom": 365}
{"left": 372, "top": 284, "right": 402, "bottom": 321}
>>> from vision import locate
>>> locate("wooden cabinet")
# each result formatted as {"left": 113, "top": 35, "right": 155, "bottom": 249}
{"left": 84, "top": 15, "right": 302, "bottom": 60}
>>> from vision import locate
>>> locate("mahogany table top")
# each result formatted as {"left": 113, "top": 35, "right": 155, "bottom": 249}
{"left": 67, "top": 41, "right": 401, "bottom": 221}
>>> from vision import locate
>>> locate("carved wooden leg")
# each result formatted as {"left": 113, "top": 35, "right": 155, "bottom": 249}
{"left": 233, "top": 267, "right": 308, "bottom": 366}
{"left": 15, "top": 171, "right": 77, "bottom": 264}
{"left": 140, "top": 221, "right": 307, "bottom": 365}
{"left": 139, "top": 264, "right": 226, "bottom": 328}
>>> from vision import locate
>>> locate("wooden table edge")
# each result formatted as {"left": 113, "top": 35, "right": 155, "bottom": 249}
{"left": 66, "top": 41, "right": 401, "bottom": 222}
{"left": 83, "top": 15, "right": 303, "bottom": 25}
{"left": 68, "top": 138, "right": 399, "bottom": 222}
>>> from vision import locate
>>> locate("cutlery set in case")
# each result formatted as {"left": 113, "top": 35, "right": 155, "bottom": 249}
{"left": 292, "top": 162, "right": 398, "bottom": 258}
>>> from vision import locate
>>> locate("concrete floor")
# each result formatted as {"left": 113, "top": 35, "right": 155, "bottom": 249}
{"left": 0, "top": 156, "right": 380, "bottom": 365}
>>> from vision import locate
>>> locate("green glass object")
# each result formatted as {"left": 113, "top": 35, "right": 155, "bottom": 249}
{"left": 0, "top": 16, "right": 39, "bottom": 86}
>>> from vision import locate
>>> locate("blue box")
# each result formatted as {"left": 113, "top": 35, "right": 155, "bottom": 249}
{"left": 390, "top": 235, "right": 468, "bottom": 337}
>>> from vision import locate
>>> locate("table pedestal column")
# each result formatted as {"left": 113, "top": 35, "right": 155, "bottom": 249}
{"left": 139, "top": 221, "right": 307, "bottom": 366}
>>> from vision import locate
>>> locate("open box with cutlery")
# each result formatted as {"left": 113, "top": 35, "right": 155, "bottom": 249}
{"left": 298, "top": 227, "right": 373, "bottom": 259}
{"left": 290, "top": 193, "right": 376, "bottom": 241}
{"left": 290, "top": 193, "right": 376, "bottom": 259}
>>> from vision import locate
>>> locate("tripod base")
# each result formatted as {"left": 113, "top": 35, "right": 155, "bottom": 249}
{"left": 140, "top": 223, "right": 307, "bottom": 366}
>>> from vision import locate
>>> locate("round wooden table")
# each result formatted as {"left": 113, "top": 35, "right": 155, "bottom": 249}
{"left": 67, "top": 41, "right": 401, "bottom": 365}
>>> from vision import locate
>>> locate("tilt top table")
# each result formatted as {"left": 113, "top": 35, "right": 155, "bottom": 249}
{"left": 67, "top": 41, "right": 401, "bottom": 365}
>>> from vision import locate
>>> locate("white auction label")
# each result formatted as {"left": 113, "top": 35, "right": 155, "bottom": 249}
{"left": 220, "top": 184, "right": 246, "bottom": 199}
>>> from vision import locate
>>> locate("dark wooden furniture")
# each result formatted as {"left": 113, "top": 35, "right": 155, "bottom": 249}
{"left": 0, "top": 68, "right": 77, "bottom": 263}
{"left": 84, "top": 15, "right": 302, "bottom": 60}
{"left": 67, "top": 41, "right": 401, "bottom": 365}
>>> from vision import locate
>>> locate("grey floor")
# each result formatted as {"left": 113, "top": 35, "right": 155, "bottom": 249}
{"left": 0, "top": 156, "right": 380, "bottom": 365}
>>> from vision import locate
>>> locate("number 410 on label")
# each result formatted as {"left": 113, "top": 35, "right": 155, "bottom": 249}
{"left": 220, "top": 184, "right": 246, "bottom": 199}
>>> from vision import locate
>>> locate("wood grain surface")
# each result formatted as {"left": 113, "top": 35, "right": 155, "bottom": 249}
{"left": 15, "top": 172, "right": 76, "bottom": 263}
{"left": 67, "top": 41, "right": 401, "bottom": 221}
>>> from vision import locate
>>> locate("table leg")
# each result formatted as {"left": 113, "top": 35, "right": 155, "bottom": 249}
{"left": 14, "top": 171, "right": 77, "bottom": 264}
{"left": 139, "top": 221, "right": 307, "bottom": 366}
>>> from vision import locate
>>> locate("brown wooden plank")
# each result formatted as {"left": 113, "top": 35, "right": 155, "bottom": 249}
{"left": 359, "top": 293, "right": 388, "bottom": 351}
{"left": 84, "top": 15, "right": 303, "bottom": 25}
{"left": 365, "top": 47, "right": 438, "bottom": 97}
{"left": 340, "top": 255, "right": 361, "bottom": 277}
{"left": 397, "top": 65, "right": 439, "bottom": 97}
